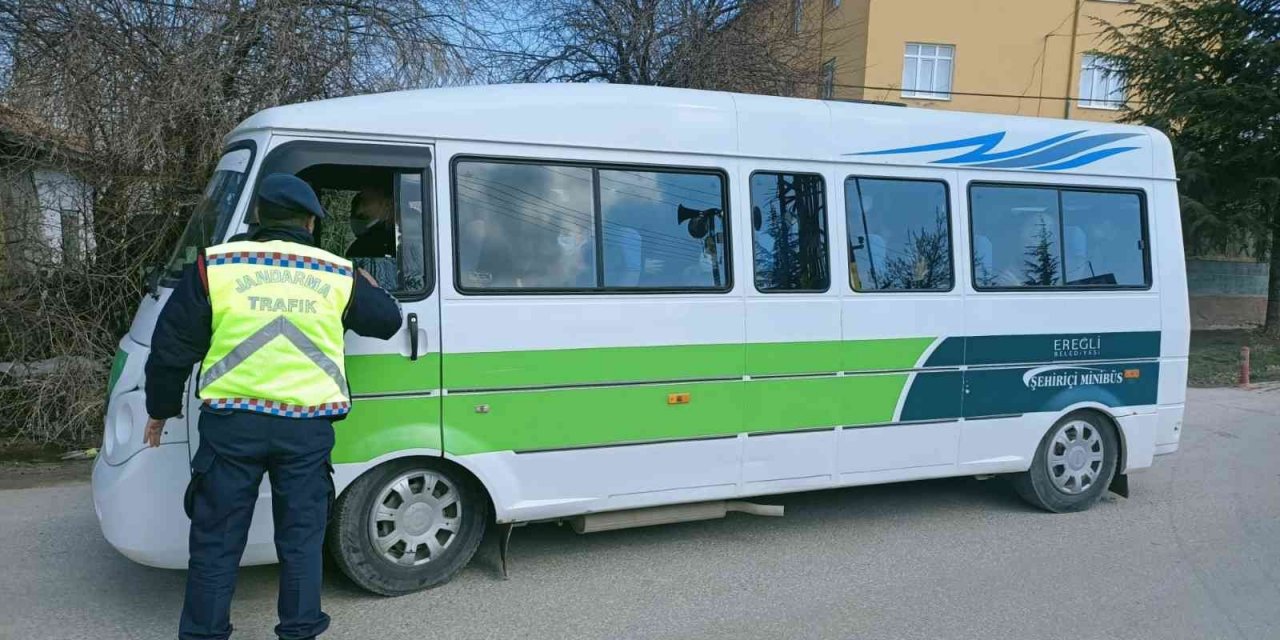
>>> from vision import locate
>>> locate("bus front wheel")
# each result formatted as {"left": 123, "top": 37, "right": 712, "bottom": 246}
{"left": 328, "top": 458, "right": 488, "bottom": 596}
{"left": 1014, "top": 411, "right": 1119, "bottom": 513}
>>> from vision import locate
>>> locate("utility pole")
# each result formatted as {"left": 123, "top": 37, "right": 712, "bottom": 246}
{"left": 1062, "top": 0, "right": 1083, "bottom": 119}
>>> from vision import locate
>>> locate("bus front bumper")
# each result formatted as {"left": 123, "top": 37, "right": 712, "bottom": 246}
{"left": 92, "top": 443, "right": 192, "bottom": 569}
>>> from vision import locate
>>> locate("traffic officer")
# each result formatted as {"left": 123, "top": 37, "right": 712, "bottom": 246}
{"left": 142, "top": 173, "right": 403, "bottom": 640}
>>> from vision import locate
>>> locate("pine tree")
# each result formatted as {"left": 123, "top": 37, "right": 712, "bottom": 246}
{"left": 1104, "top": 0, "right": 1280, "bottom": 329}
{"left": 1022, "top": 219, "right": 1060, "bottom": 287}
{"left": 884, "top": 213, "right": 950, "bottom": 289}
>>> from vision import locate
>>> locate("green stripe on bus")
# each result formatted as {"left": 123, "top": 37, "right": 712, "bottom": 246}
{"left": 744, "top": 374, "right": 907, "bottom": 432}
{"left": 445, "top": 337, "right": 938, "bottom": 390}
{"left": 442, "top": 379, "right": 746, "bottom": 456}
{"left": 841, "top": 337, "right": 936, "bottom": 371}
{"left": 332, "top": 331, "right": 1163, "bottom": 461}
{"left": 745, "top": 341, "right": 841, "bottom": 376}
{"left": 106, "top": 349, "right": 128, "bottom": 399}
{"left": 444, "top": 343, "right": 744, "bottom": 389}
{"left": 439, "top": 373, "right": 910, "bottom": 456}
{"left": 333, "top": 395, "right": 441, "bottom": 464}
{"left": 347, "top": 353, "right": 441, "bottom": 395}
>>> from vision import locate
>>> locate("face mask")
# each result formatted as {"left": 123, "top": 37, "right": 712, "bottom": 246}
{"left": 699, "top": 253, "right": 714, "bottom": 270}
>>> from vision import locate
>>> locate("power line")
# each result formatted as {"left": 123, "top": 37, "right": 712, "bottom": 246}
{"left": 124, "top": 0, "right": 1140, "bottom": 106}
{"left": 809, "top": 78, "right": 1141, "bottom": 105}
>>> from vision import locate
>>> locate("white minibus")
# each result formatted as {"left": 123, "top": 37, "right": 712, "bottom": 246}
{"left": 93, "top": 84, "right": 1187, "bottom": 595}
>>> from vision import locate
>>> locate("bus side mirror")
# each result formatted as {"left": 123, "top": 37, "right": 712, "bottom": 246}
{"left": 143, "top": 264, "right": 162, "bottom": 299}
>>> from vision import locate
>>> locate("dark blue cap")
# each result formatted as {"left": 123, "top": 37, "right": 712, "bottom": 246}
{"left": 257, "top": 173, "right": 326, "bottom": 220}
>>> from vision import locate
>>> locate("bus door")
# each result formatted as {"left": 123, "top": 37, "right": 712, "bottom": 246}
{"left": 740, "top": 165, "right": 843, "bottom": 490}
{"left": 838, "top": 169, "right": 966, "bottom": 474}
{"left": 437, "top": 153, "right": 745, "bottom": 519}
{"left": 186, "top": 137, "right": 443, "bottom": 484}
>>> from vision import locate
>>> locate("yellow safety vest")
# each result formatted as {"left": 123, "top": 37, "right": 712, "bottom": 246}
{"left": 198, "top": 240, "right": 355, "bottom": 418}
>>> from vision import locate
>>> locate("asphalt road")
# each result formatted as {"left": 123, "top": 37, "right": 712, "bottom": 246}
{"left": 2, "top": 387, "right": 1279, "bottom": 640}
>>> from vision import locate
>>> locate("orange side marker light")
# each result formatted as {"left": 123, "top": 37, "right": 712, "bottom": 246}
{"left": 1123, "top": 369, "right": 1140, "bottom": 379}
{"left": 668, "top": 392, "right": 691, "bottom": 405}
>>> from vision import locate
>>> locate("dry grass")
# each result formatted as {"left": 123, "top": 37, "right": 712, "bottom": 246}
{"left": 1188, "top": 329, "right": 1280, "bottom": 387}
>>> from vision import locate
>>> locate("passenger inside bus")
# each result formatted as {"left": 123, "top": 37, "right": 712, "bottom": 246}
{"left": 346, "top": 186, "right": 399, "bottom": 288}
{"left": 254, "top": 163, "right": 428, "bottom": 295}
{"left": 347, "top": 187, "right": 396, "bottom": 258}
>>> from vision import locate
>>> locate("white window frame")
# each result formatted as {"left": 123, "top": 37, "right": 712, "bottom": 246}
{"left": 902, "top": 43, "right": 954, "bottom": 100}
{"left": 1079, "top": 54, "right": 1126, "bottom": 110}
{"left": 820, "top": 58, "right": 836, "bottom": 100}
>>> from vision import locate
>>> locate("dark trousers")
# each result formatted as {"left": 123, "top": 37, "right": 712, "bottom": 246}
{"left": 179, "top": 409, "right": 335, "bottom": 640}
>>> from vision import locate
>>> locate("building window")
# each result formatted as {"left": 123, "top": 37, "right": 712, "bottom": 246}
{"left": 902, "top": 43, "right": 954, "bottom": 100}
{"left": 793, "top": 0, "right": 803, "bottom": 33}
{"left": 454, "top": 159, "right": 730, "bottom": 292}
{"left": 58, "top": 208, "right": 82, "bottom": 264}
{"left": 846, "top": 177, "right": 952, "bottom": 292}
{"left": 830, "top": 0, "right": 841, "bottom": 8}
{"left": 969, "top": 184, "right": 1148, "bottom": 289}
{"left": 820, "top": 58, "right": 836, "bottom": 100}
{"left": 1079, "top": 54, "right": 1125, "bottom": 109}
{"left": 751, "top": 172, "right": 829, "bottom": 292}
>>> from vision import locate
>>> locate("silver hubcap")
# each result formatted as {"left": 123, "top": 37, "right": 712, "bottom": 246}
{"left": 369, "top": 470, "right": 461, "bottom": 566}
{"left": 1047, "top": 420, "right": 1105, "bottom": 495}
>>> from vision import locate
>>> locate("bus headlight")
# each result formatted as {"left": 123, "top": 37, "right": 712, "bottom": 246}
{"left": 101, "top": 391, "right": 148, "bottom": 465}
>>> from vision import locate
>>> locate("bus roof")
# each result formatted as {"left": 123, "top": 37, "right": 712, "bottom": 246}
{"left": 231, "top": 83, "right": 1172, "bottom": 180}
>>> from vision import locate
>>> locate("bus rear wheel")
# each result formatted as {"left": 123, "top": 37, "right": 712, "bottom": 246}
{"left": 328, "top": 458, "right": 487, "bottom": 596}
{"left": 1014, "top": 411, "right": 1119, "bottom": 513}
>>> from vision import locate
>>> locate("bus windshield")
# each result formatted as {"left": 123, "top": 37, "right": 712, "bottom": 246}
{"left": 161, "top": 147, "right": 253, "bottom": 285}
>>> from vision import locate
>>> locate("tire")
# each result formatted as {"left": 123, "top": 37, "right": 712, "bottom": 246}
{"left": 1013, "top": 411, "right": 1119, "bottom": 513}
{"left": 327, "top": 458, "right": 488, "bottom": 596}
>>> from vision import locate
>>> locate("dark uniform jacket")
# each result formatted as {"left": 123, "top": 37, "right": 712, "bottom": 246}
{"left": 144, "top": 226, "right": 403, "bottom": 420}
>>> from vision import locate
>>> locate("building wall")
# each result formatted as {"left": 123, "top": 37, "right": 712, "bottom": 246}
{"left": 813, "top": 0, "right": 1141, "bottom": 121}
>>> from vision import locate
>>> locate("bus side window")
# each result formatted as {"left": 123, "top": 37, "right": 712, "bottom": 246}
{"left": 599, "top": 169, "right": 728, "bottom": 290}
{"left": 970, "top": 184, "right": 1147, "bottom": 289}
{"left": 845, "top": 177, "right": 953, "bottom": 292}
{"left": 453, "top": 159, "right": 730, "bottom": 293}
{"left": 749, "top": 172, "right": 830, "bottom": 292}
{"left": 298, "top": 164, "right": 429, "bottom": 296}
{"left": 454, "top": 161, "right": 597, "bottom": 290}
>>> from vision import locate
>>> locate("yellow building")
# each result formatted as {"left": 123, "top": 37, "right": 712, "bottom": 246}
{"left": 799, "top": 0, "right": 1140, "bottom": 121}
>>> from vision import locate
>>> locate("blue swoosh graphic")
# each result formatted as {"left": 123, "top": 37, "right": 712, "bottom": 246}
{"left": 848, "top": 130, "right": 1142, "bottom": 171}
{"left": 851, "top": 132, "right": 1007, "bottom": 157}
{"left": 851, "top": 131, "right": 1087, "bottom": 164}
{"left": 1028, "top": 146, "right": 1141, "bottom": 171}
{"left": 934, "top": 131, "right": 1085, "bottom": 164}
{"left": 969, "top": 133, "right": 1142, "bottom": 168}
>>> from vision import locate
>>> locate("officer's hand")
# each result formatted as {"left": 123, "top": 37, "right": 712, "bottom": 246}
{"left": 356, "top": 267, "right": 379, "bottom": 287}
{"left": 143, "top": 418, "right": 165, "bottom": 448}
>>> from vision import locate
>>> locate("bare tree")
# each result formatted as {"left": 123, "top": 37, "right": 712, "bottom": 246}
{"left": 0, "top": 0, "right": 473, "bottom": 448}
{"left": 493, "top": 0, "right": 837, "bottom": 96}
